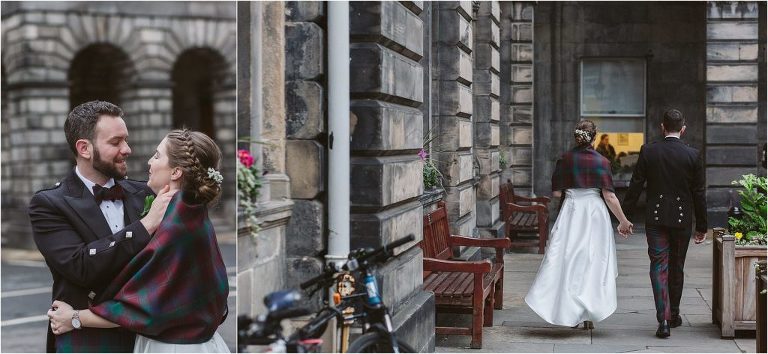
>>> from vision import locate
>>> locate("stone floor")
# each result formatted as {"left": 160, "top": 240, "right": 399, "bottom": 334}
{"left": 436, "top": 225, "right": 759, "bottom": 353}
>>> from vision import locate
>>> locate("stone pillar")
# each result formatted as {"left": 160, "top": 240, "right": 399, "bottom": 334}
{"left": 236, "top": 1, "right": 293, "bottom": 318}
{"left": 473, "top": 1, "right": 504, "bottom": 239}
{"left": 705, "top": 2, "right": 766, "bottom": 226}
{"left": 1, "top": 10, "right": 75, "bottom": 248}
{"left": 349, "top": 2, "right": 435, "bottom": 351}
{"left": 283, "top": 0, "right": 326, "bottom": 295}
{"left": 500, "top": 2, "right": 535, "bottom": 197}
{"left": 434, "top": 1, "right": 477, "bottom": 237}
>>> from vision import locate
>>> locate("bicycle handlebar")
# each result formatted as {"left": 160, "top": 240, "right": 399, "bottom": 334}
{"left": 300, "top": 234, "right": 416, "bottom": 290}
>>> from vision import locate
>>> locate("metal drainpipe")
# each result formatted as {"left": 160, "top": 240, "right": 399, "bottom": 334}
{"left": 326, "top": 0, "right": 350, "bottom": 269}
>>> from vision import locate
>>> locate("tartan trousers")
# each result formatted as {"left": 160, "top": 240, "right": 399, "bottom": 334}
{"left": 645, "top": 225, "right": 692, "bottom": 323}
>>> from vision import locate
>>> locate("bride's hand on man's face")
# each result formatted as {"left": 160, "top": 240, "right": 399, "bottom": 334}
{"left": 47, "top": 300, "right": 75, "bottom": 335}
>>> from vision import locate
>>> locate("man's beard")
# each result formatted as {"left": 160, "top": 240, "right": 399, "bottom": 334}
{"left": 93, "top": 147, "right": 127, "bottom": 180}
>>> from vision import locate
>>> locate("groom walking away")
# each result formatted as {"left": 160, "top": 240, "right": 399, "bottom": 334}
{"left": 28, "top": 101, "right": 175, "bottom": 352}
{"left": 623, "top": 108, "right": 707, "bottom": 339}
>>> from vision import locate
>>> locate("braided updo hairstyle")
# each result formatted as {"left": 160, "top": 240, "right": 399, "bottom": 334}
{"left": 164, "top": 129, "right": 222, "bottom": 206}
{"left": 573, "top": 120, "right": 597, "bottom": 147}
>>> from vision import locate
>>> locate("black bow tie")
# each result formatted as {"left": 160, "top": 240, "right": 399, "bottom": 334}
{"left": 93, "top": 184, "right": 125, "bottom": 204}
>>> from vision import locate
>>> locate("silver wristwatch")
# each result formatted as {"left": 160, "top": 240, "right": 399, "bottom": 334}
{"left": 71, "top": 310, "right": 82, "bottom": 330}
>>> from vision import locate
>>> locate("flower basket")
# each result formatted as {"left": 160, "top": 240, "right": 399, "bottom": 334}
{"left": 712, "top": 227, "right": 767, "bottom": 338}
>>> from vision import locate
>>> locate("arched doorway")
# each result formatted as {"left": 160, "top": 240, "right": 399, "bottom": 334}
{"left": 171, "top": 48, "right": 229, "bottom": 137}
{"left": 68, "top": 44, "right": 133, "bottom": 108}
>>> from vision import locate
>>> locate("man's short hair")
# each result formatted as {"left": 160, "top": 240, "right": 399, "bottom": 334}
{"left": 663, "top": 109, "right": 685, "bottom": 132}
{"left": 64, "top": 101, "right": 123, "bottom": 155}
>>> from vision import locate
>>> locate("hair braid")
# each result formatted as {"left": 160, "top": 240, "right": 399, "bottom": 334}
{"left": 165, "top": 129, "right": 223, "bottom": 206}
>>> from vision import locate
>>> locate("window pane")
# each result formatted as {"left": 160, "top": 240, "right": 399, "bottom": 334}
{"left": 581, "top": 59, "right": 645, "bottom": 116}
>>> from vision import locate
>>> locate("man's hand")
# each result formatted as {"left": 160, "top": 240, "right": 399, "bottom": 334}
{"left": 140, "top": 185, "right": 177, "bottom": 234}
{"left": 694, "top": 230, "right": 707, "bottom": 244}
{"left": 47, "top": 300, "right": 75, "bottom": 335}
{"left": 617, "top": 220, "right": 633, "bottom": 239}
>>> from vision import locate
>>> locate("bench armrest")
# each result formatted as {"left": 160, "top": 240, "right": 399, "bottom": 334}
{"left": 503, "top": 202, "right": 547, "bottom": 214}
{"left": 514, "top": 195, "right": 551, "bottom": 205}
{"left": 448, "top": 236, "right": 511, "bottom": 249}
{"left": 423, "top": 257, "right": 491, "bottom": 273}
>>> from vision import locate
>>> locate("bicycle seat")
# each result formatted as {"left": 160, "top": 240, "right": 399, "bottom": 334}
{"left": 264, "top": 290, "right": 302, "bottom": 312}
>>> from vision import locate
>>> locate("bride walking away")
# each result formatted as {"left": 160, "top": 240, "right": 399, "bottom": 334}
{"left": 525, "top": 120, "right": 632, "bottom": 329}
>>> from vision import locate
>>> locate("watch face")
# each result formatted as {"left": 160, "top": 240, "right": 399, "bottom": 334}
{"left": 72, "top": 318, "right": 81, "bottom": 329}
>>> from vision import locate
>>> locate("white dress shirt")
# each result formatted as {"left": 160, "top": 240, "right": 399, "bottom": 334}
{"left": 75, "top": 167, "right": 125, "bottom": 234}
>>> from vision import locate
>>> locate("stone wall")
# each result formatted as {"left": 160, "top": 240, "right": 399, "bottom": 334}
{"left": 473, "top": 2, "right": 504, "bottom": 239}
{"left": 236, "top": 1, "right": 295, "bottom": 318}
{"left": 705, "top": 1, "right": 766, "bottom": 226}
{"left": 433, "top": 1, "right": 477, "bottom": 237}
{"left": 0, "top": 1, "right": 236, "bottom": 248}
{"left": 500, "top": 3, "right": 535, "bottom": 197}
{"left": 349, "top": 2, "right": 434, "bottom": 351}
{"left": 533, "top": 2, "right": 708, "bottom": 199}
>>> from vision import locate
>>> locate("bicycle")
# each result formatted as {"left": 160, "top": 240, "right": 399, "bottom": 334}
{"left": 238, "top": 234, "right": 416, "bottom": 353}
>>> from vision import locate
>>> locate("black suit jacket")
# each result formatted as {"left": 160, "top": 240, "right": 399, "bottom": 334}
{"left": 28, "top": 169, "right": 154, "bottom": 352}
{"left": 623, "top": 137, "right": 707, "bottom": 233}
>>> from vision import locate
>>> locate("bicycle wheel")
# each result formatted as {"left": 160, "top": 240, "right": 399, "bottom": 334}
{"left": 347, "top": 332, "right": 415, "bottom": 353}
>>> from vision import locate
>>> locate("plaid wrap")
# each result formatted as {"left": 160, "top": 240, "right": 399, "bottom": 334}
{"left": 551, "top": 146, "right": 614, "bottom": 193}
{"left": 89, "top": 192, "right": 229, "bottom": 344}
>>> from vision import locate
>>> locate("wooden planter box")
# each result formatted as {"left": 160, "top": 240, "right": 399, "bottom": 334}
{"left": 712, "top": 228, "right": 768, "bottom": 338}
{"left": 757, "top": 261, "right": 766, "bottom": 353}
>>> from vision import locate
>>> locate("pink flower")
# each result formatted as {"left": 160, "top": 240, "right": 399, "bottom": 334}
{"left": 238, "top": 149, "right": 254, "bottom": 168}
{"left": 418, "top": 148, "right": 429, "bottom": 160}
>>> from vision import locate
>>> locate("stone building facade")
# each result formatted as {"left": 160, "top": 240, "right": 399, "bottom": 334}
{"left": 237, "top": 1, "right": 764, "bottom": 352}
{"left": 1, "top": 1, "right": 237, "bottom": 248}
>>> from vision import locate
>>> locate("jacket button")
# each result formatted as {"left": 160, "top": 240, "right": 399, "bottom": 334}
{"left": 654, "top": 210, "right": 658, "bottom": 214}
{"left": 680, "top": 213, "right": 683, "bottom": 217}
{"left": 679, "top": 206, "right": 682, "bottom": 210}
{"left": 126, "top": 231, "right": 133, "bottom": 239}
{"left": 655, "top": 217, "right": 659, "bottom": 220}
{"left": 89, "top": 249, "right": 96, "bottom": 256}
{"left": 678, "top": 219, "right": 682, "bottom": 222}
{"left": 88, "top": 291, "right": 96, "bottom": 299}
{"left": 677, "top": 197, "right": 681, "bottom": 201}
{"left": 656, "top": 204, "right": 660, "bottom": 208}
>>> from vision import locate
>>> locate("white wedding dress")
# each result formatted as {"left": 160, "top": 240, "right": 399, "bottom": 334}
{"left": 525, "top": 188, "right": 618, "bottom": 326}
{"left": 134, "top": 332, "right": 230, "bottom": 353}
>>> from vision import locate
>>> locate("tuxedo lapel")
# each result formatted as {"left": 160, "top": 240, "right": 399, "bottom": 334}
{"left": 118, "top": 179, "right": 146, "bottom": 224}
{"left": 61, "top": 172, "right": 113, "bottom": 239}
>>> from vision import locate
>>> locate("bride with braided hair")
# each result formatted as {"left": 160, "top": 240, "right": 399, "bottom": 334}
{"left": 525, "top": 120, "right": 633, "bottom": 330}
{"left": 48, "top": 129, "right": 230, "bottom": 352}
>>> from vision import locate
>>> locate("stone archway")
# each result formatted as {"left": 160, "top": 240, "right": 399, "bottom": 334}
{"left": 68, "top": 44, "right": 135, "bottom": 109}
{"left": 171, "top": 48, "right": 229, "bottom": 137}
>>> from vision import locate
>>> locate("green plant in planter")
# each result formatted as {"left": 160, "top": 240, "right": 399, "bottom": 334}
{"left": 420, "top": 130, "right": 444, "bottom": 191}
{"left": 499, "top": 150, "right": 507, "bottom": 170}
{"left": 728, "top": 174, "right": 767, "bottom": 246}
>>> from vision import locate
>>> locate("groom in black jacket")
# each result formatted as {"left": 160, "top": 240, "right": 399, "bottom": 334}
{"left": 623, "top": 108, "right": 707, "bottom": 339}
{"left": 28, "top": 101, "right": 173, "bottom": 352}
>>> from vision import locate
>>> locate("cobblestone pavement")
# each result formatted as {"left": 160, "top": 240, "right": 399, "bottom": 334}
{"left": 436, "top": 225, "right": 758, "bottom": 353}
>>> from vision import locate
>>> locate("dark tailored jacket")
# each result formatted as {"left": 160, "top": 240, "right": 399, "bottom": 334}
{"left": 623, "top": 137, "right": 707, "bottom": 233}
{"left": 28, "top": 169, "right": 154, "bottom": 352}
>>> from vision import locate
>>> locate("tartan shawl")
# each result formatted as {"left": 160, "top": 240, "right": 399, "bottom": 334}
{"left": 89, "top": 192, "right": 228, "bottom": 344}
{"left": 551, "top": 146, "right": 615, "bottom": 193}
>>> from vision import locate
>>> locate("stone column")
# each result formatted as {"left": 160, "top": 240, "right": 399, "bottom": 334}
{"left": 500, "top": 2, "right": 535, "bottom": 197}
{"left": 434, "top": 1, "right": 477, "bottom": 237}
{"left": 473, "top": 1, "right": 504, "bottom": 239}
{"left": 349, "top": 2, "right": 435, "bottom": 351}
{"left": 236, "top": 1, "right": 293, "bottom": 318}
{"left": 705, "top": 1, "right": 766, "bottom": 226}
{"left": 1, "top": 11, "right": 74, "bottom": 248}
{"left": 283, "top": 0, "right": 326, "bottom": 294}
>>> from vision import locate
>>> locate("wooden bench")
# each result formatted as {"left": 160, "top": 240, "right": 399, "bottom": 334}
{"left": 421, "top": 201, "right": 511, "bottom": 349}
{"left": 499, "top": 181, "right": 551, "bottom": 254}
